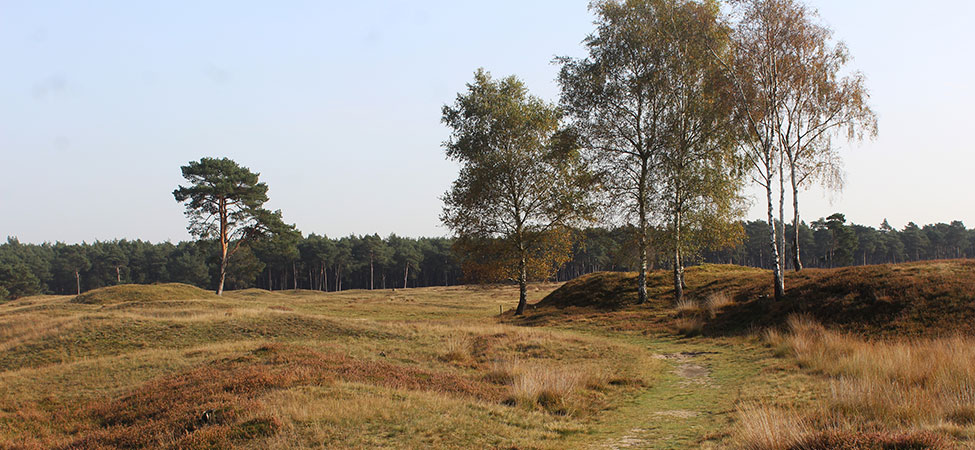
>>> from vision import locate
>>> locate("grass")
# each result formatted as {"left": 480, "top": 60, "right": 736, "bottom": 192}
{"left": 0, "top": 282, "right": 660, "bottom": 449}
{"left": 738, "top": 314, "right": 974, "bottom": 449}
{"left": 4, "top": 260, "right": 972, "bottom": 448}
{"left": 519, "top": 260, "right": 975, "bottom": 338}
{"left": 71, "top": 283, "right": 217, "bottom": 305}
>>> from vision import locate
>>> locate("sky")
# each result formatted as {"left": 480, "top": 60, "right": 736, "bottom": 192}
{"left": 1, "top": 1, "right": 972, "bottom": 244}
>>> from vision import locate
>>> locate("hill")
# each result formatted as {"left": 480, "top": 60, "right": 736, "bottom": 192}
{"left": 526, "top": 260, "right": 975, "bottom": 337}
{"left": 71, "top": 283, "right": 218, "bottom": 305}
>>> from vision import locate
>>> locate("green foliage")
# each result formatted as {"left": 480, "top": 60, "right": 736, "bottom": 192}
{"left": 173, "top": 157, "right": 291, "bottom": 294}
{"left": 441, "top": 69, "right": 595, "bottom": 312}
{"left": 0, "top": 263, "right": 41, "bottom": 300}
{"left": 173, "top": 158, "right": 276, "bottom": 242}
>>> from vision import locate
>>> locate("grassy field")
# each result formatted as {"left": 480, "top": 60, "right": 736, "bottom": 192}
{"left": 1, "top": 260, "right": 973, "bottom": 449}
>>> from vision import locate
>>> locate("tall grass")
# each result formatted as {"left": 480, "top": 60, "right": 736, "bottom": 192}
{"left": 508, "top": 365, "right": 583, "bottom": 415}
{"left": 741, "top": 315, "right": 974, "bottom": 449}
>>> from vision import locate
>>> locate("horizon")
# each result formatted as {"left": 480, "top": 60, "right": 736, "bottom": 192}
{"left": 2, "top": 1, "right": 973, "bottom": 244}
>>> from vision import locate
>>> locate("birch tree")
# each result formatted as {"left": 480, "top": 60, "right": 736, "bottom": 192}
{"left": 558, "top": 0, "right": 673, "bottom": 304}
{"left": 442, "top": 69, "right": 595, "bottom": 315}
{"left": 771, "top": 5, "right": 877, "bottom": 271}
{"left": 655, "top": 0, "right": 745, "bottom": 303}
{"left": 708, "top": 0, "right": 799, "bottom": 300}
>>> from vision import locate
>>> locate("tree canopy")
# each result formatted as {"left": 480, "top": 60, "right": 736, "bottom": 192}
{"left": 442, "top": 69, "right": 595, "bottom": 315}
{"left": 173, "top": 157, "right": 289, "bottom": 295}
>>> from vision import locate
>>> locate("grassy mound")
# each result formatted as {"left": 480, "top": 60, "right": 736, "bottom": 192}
{"left": 528, "top": 260, "right": 975, "bottom": 337}
{"left": 535, "top": 264, "right": 765, "bottom": 310}
{"left": 535, "top": 272, "right": 640, "bottom": 310}
{"left": 72, "top": 283, "right": 217, "bottom": 305}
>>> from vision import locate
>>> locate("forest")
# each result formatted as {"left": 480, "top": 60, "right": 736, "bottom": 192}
{"left": 1, "top": 217, "right": 971, "bottom": 299}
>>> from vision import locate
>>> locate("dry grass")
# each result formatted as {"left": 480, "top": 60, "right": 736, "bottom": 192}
{"left": 734, "top": 403, "right": 810, "bottom": 450}
{"left": 675, "top": 317, "right": 704, "bottom": 336}
{"left": 0, "top": 282, "right": 657, "bottom": 449}
{"left": 741, "top": 314, "right": 975, "bottom": 449}
{"left": 506, "top": 364, "right": 584, "bottom": 415}
{"left": 72, "top": 283, "right": 217, "bottom": 305}
{"left": 524, "top": 260, "right": 975, "bottom": 338}
{"left": 704, "top": 292, "right": 734, "bottom": 318}
{"left": 441, "top": 333, "right": 472, "bottom": 363}
{"left": 675, "top": 297, "right": 702, "bottom": 315}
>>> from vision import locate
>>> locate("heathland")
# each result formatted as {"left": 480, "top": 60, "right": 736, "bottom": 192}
{"left": 1, "top": 259, "right": 973, "bottom": 449}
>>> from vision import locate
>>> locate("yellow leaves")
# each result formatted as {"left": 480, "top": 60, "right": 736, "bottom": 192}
{"left": 453, "top": 228, "right": 575, "bottom": 284}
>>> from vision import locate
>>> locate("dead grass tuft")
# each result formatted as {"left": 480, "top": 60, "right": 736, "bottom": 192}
{"left": 793, "top": 429, "right": 953, "bottom": 450}
{"left": 675, "top": 298, "right": 703, "bottom": 315}
{"left": 734, "top": 403, "right": 810, "bottom": 450}
{"left": 506, "top": 364, "right": 583, "bottom": 416}
{"left": 704, "top": 292, "right": 734, "bottom": 318}
{"left": 441, "top": 334, "right": 472, "bottom": 363}
{"left": 675, "top": 317, "right": 704, "bottom": 336}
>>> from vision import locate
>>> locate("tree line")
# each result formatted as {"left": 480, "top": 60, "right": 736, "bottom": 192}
{"left": 0, "top": 234, "right": 461, "bottom": 299}
{"left": 2, "top": 217, "right": 970, "bottom": 301}
{"left": 558, "top": 218, "right": 975, "bottom": 281}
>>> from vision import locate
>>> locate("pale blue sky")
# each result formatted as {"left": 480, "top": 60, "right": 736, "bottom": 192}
{"left": 1, "top": 1, "right": 972, "bottom": 243}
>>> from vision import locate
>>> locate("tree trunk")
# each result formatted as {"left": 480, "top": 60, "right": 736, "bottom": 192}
{"left": 515, "top": 250, "right": 528, "bottom": 316}
{"left": 637, "top": 163, "right": 649, "bottom": 305}
{"left": 673, "top": 212, "right": 684, "bottom": 304}
{"left": 778, "top": 155, "right": 788, "bottom": 271}
{"left": 217, "top": 197, "right": 228, "bottom": 296}
{"left": 75, "top": 270, "right": 81, "bottom": 296}
{"left": 403, "top": 263, "right": 409, "bottom": 289}
{"left": 790, "top": 163, "right": 803, "bottom": 271}
{"left": 116, "top": 266, "right": 121, "bottom": 284}
{"left": 217, "top": 253, "right": 227, "bottom": 296}
{"left": 766, "top": 179, "right": 785, "bottom": 301}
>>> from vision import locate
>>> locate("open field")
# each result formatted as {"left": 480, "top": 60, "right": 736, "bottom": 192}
{"left": 1, "top": 260, "right": 973, "bottom": 449}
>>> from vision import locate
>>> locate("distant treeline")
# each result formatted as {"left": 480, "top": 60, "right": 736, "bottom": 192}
{"left": 559, "top": 216, "right": 974, "bottom": 279}
{"left": 1, "top": 216, "right": 972, "bottom": 300}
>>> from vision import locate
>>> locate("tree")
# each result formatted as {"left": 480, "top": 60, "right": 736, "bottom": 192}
{"left": 558, "top": 0, "right": 675, "bottom": 304}
{"left": 901, "top": 222, "right": 927, "bottom": 262}
{"left": 768, "top": 1, "right": 877, "bottom": 271}
{"left": 442, "top": 69, "right": 595, "bottom": 315}
{"left": 357, "top": 234, "right": 389, "bottom": 290}
{"left": 824, "top": 213, "right": 857, "bottom": 267}
{"left": 0, "top": 263, "right": 42, "bottom": 300}
{"left": 173, "top": 157, "right": 288, "bottom": 295}
{"left": 389, "top": 235, "right": 422, "bottom": 289}
{"left": 651, "top": 0, "right": 746, "bottom": 302}
{"left": 299, "top": 234, "right": 335, "bottom": 291}
{"left": 56, "top": 244, "right": 90, "bottom": 295}
{"left": 707, "top": 0, "right": 804, "bottom": 300}
{"left": 252, "top": 227, "right": 300, "bottom": 291}
{"left": 167, "top": 241, "right": 211, "bottom": 288}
